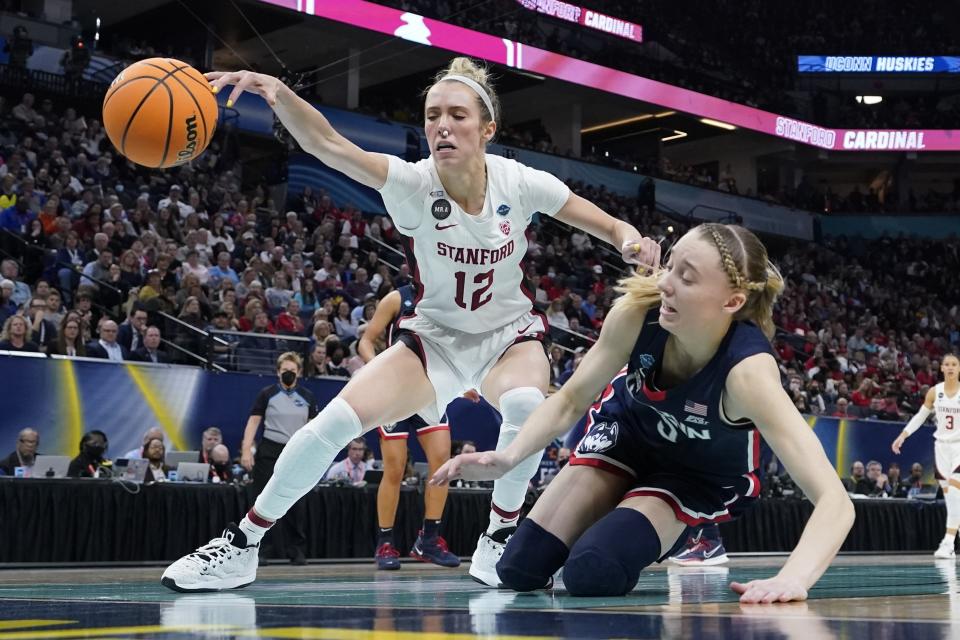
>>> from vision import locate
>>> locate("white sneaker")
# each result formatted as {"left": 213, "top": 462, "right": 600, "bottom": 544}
{"left": 161, "top": 524, "right": 260, "bottom": 592}
{"left": 934, "top": 540, "right": 956, "bottom": 560}
{"left": 469, "top": 529, "right": 513, "bottom": 587}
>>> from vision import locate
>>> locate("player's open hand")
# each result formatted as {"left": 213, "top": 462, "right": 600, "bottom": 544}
{"left": 206, "top": 70, "right": 283, "bottom": 109}
{"left": 730, "top": 575, "right": 808, "bottom": 604}
{"left": 621, "top": 236, "right": 661, "bottom": 274}
{"left": 891, "top": 433, "right": 906, "bottom": 454}
{"left": 430, "top": 451, "right": 512, "bottom": 486}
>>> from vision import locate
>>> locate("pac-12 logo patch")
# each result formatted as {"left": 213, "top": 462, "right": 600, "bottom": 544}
{"left": 638, "top": 354, "right": 655, "bottom": 370}
{"left": 577, "top": 421, "right": 618, "bottom": 454}
{"left": 499, "top": 220, "right": 511, "bottom": 236}
{"left": 431, "top": 199, "right": 452, "bottom": 220}
{"left": 497, "top": 203, "right": 511, "bottom": 216}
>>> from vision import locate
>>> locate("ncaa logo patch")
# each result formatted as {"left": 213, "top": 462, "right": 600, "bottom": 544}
{"left": 499, "top": 220, "right": 511, "bottom": 236}
{"left": 497, "top": 204, "right": 511, "bottom": 216}
{"left": 577, "top": 421, "right": 619, "bottom": 454}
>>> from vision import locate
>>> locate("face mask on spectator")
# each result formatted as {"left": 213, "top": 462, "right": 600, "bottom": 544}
{"left": 84, "top": 444, "right": 105, "bottom": 459}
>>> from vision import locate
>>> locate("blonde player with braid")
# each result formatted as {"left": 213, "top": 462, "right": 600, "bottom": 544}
{"left": 434, "top": 223, "right": 855, "bottom": 603}
{"left": 892, "top": 353, "right": 960, "bottom": 558}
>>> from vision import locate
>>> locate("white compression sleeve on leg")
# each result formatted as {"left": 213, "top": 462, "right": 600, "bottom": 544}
{"left": 947, "top": 484, "right": 960, "bottom": 533}
{"left": 252, "top": 397, "right": 363, "bottom": 521}
{"left": 491, "top": 387, "right": 546, "bottom": 513}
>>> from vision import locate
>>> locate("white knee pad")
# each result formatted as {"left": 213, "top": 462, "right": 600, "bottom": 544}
{"left": 492, "top": 387, "right": 545, "bottom": 512}
{"left": 254, "top": 397, "right": 363, "bottom": 521}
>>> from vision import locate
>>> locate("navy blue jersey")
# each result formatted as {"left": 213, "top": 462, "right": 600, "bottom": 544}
{"left": 581, "top": 307, "right": 774, "bottom": 490}
{"left": 386, "top": 285, "right": 418, "bottom": 347}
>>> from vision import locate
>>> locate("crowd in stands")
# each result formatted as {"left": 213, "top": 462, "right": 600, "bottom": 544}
{"left": 382, "top": 0, "right": 960, "bottom": 129}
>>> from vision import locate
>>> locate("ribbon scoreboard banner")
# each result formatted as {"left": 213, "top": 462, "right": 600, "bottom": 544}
{"left": 260, "top": 0, "right": 960, "bottom": 152}
{"left": 515, "top": 0, "right": 642, "bottom": 43}
{"left": 799, "top": 55, "right": 960, "bottom": 74}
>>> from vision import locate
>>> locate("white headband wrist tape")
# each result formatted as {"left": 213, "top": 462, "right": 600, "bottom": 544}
{"left": 440, "top": 74, "right": 495, "bottom": 123}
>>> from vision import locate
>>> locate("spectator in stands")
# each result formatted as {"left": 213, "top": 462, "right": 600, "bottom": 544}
{"left": 265, "top": 273, "right": 293, "bottom": 312}
{"left": 181, "top": 249, "right": 210, "bottom": 286}
{"left": 0, "top": 314, "right": 39, "bottom": 352}
{"left": 857, "top": 460, "right": 890, "bottom": 497}
{"left": 887, "top": 463, "right": 902, "bottom": 497}
{"left": 199, "top": 427, "right": 223, "bottom": 465}
{"left": 325, "top": 438, "right": 368, "bottom": 484}
{"left": 118, "top": 305, "right": 148, "bottom": 353}
{"left": 209, "top": 444, "right": 233, "bottom": 483}
{"left": 276, "top": 298, "right": 305, "bottom": 336}
{"left": 27, "top": 297, "right": 56, "bottom": 352}
{"left": 143, "top": 437, "right": 169, "bottom": 483}
{"left": 0, "top": 428, "right": 39, "bottom": 475}
{"left": 122, "top": 427, "right": 165, "bottom": 459}
{"left": 902, "top": 463, "right": 926, "bottom": 497}
{"left": 0, "top": 280, "right": 16, "bottom": 325}
{"left": 50, "top": 315, "right": 86, "bottom": 357}
{"left": 86, "top": 319, "right": 129, "bottom": 361}
{"left": 133, "top": 326, "right": 168, "bottom": 363}
{"left": 67, "top": 430, "right": 111, "bottom": 478}
{"left": 294, "top": 277, "right": 319, "bottom": 316}
{"left": 0, "top": 260, "right": 30, "bottom": 307}
{"left": 842, "top": 461, "right": 865, "bottom": 493}
{"left": 832, "top": 397, "right": 852, "bottom": 418}
{"left": 80, "top": 247, "right": 113, "bottom": 291}
{"left": 333, "top": 300, "right": 359, "bottom": 343}
{"left": 208, "top": 251, "right": 239, "bottom": 288}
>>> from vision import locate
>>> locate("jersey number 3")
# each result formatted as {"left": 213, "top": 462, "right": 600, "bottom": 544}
{"left": 454, "top": 269, "right": 494, "bottom": 311}
{"left": 948, "top": 415, "right": 955, "bottom": 430}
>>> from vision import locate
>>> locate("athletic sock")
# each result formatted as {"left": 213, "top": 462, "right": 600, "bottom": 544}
{"left": 486, "top": 502, "right": 521, "bottom": 536}
{"left": 423, "top": 519, "right": 441, "bottom": 540}
{"left": 238, "top": 510, "right": 272, "bottom": 545}
{"left": 378, "top": 527, "right": 394, "bottom": 546}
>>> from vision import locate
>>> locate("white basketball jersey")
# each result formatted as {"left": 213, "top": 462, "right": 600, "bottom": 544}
{"left": 377, "top": 154, "right": 569, "bottom": 334}
{"left": 933, "top": 382, "right": 960, "bottom": 442}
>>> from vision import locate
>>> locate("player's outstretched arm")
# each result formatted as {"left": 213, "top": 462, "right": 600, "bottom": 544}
{"left": 430, "top": 302, "right": 644, "bottom": 485}
{"left": 724, "top": 353, "right": 855, "bottom": 604}
{"left": 554, "top": 192, "right": 661, "bottom": 270}
{"left": 357, "top": 291, "right": 401, "bottom": 364}
{"left": 892, "top": 387, "right": 935, "bottom": 454}
{"left": 207, "top": 70, "right": 389, "bottom": 189}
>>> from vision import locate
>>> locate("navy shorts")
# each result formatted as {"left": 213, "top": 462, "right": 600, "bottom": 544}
{"left": 378, "top": 413, "right": 449, "bottom": 441}
{"left": 568, "top": 413, "right": 760, "bottom": 529}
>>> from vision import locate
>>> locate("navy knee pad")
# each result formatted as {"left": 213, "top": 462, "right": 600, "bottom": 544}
{"left": 563, "top": 508, "right": 660, "bottom": 597}
{"left": 496, "top": 518, "right": 569, "bottom": 591}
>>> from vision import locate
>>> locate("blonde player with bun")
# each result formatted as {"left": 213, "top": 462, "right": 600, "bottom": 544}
{"left": 434, "top": 223, "right": 855, "bottom": 603}
{"left": 161, "top": 57, "right": 661, "bottom": 592}
{"left": 892, "top": 353, "right": 960, "bottom": 558}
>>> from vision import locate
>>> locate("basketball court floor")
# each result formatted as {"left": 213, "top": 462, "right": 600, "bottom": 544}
{"left": 0, "top": 554, "right": 956, "bottom": 639}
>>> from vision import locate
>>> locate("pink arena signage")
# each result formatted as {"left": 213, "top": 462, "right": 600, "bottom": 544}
{"left": 260, "top": 0, "right": 960, "bottom": 152}
{"left": 515, "top": 0, "right": 642, "bottom": 44}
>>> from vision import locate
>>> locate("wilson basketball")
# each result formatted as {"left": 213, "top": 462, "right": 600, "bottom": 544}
{"left": 102, "top": 58, "right": 218, "bottom": 169}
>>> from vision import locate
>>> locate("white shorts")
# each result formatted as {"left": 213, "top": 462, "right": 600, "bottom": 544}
{"left": 396, "top": 310, "right": 548, "bottom": 424}
{"left": 935, "top": 439, "right": 960, "bottom": 483}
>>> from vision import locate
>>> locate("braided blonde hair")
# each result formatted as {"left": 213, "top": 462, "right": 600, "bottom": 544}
{"left": 613, "top": 223, "right": 784, "bottom": 339}
{"left": 700, "top": 223, "right": 784, "bottom": 338}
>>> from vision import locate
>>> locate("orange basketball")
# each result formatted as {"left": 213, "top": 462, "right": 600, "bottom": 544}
{"left": 102, "top": 58, "right": 219, "bottom": 169}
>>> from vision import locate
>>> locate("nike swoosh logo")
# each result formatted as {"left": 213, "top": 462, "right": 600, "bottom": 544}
{"left": 702, "top": 546, "right": 721, "bottom": 558}
{"left": 435, "top": 223, "right": 458, "bottom": 231}
{"left": 517, "top": 321, "right": 535, "bottom": 335}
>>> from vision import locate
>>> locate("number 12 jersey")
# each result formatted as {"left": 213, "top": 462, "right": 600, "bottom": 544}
{"left": 377, "top": 154, "right": 569, "bottom": 334}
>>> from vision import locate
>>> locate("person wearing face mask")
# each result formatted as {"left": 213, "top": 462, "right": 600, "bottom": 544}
{"left": 239, "top": 352, "right": 319, "bottom": 565}
{"left": 209, "top": 444, "right": 234, "bottom": 483}
{"left": 67, "top": 430, "right": 112, "bottom": 478}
